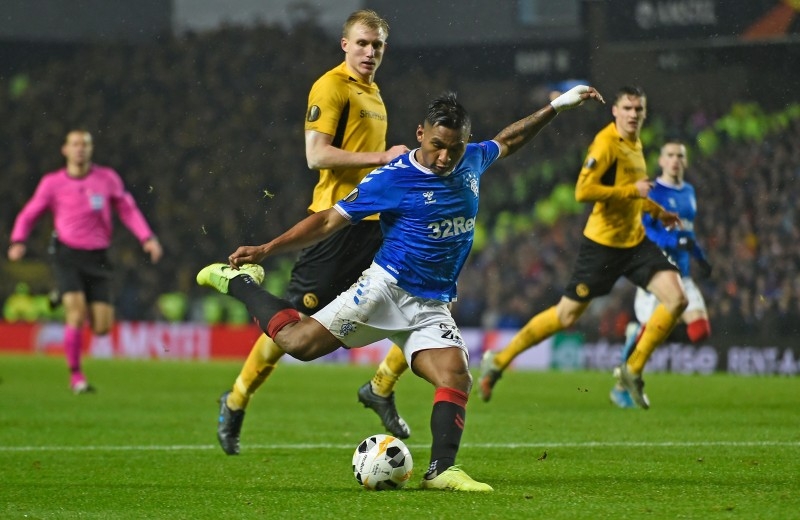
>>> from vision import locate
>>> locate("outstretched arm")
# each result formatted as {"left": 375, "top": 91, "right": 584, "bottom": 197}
{"left": 493, "top": 105, "right": 557, "bottom": 159}
{"left": 228, "top": 207, "right": 350, "bottom": 267}
{"left": 305, "top": 130, "right": 409, "bottom": 170}
{"left": 493, "top": 85, "right": 605, "bottom": 158}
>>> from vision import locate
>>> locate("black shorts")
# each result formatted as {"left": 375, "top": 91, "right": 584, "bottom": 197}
{"left": 564, "top": 236, "right": 677, "bottom": 302}
{"left": 52, "top": 242, "right": 114, "bottom": 304}
{"left": 284, "top": 220, "right": 383, "bottom": 314}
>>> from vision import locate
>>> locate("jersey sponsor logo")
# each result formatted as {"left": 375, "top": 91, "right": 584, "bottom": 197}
{"left": 306, "top": 105, "right": 321, "bottom": 122}
{"left": 576, "top": 283, "right": 590, "bottom": 298}
{"left": 422, "top": 191, "right": 436, "bottom": 205}
{"left": 359, "top": 109, "right": 387, "bottom": 121}
{"left": 624, "top": 166, "right": 646, "bottom": 176}
{"left": 303, "top": 293, "right": 319, "bottom": 309}
{"left": 427, "top": 216, "right": 475, "bottom": 239}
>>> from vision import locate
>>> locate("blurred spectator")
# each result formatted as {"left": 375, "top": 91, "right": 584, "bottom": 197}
{"left": 2, "top": 282, "right": 51, "bottom": 322}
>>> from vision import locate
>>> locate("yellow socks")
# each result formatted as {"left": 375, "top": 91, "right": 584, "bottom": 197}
{"left": 227, "top": 333, "right": 285, "bottom": 411}
{"left": 627, "top": 304, "right": 680, "bottom": 374}
{"left": 494, "top": 306, "right": 563, "bottom": 370}
{"left": 370, "top": 344, "right": 408, "bottom": 397}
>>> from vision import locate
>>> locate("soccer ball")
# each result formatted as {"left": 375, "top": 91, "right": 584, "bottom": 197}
{"left": 352, "top": 434, "right": 413, "bottom": 490}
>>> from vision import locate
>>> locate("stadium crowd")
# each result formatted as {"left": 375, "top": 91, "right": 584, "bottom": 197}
{"left": 2, "top": 22, "right": 798, "bottom": 342}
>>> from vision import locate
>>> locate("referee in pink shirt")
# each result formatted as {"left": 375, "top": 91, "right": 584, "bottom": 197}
{"left": 8, "top": 129, "right": 162, "bottom": 393}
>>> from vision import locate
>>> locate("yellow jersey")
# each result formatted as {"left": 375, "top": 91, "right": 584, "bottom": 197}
{"left": 575, "top": 122, "right": 665, "bottom": 248}
{"left": 304, "top": 62, "right": 389, "bottom": 220}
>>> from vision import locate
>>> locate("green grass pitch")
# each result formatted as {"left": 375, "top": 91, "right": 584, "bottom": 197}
{"left": 1, "top": 355, "right": 797, "bottom": 519}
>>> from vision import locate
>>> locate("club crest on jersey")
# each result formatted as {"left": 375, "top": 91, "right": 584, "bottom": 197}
{"left": 303, "top": 293, "right": 319, "bottom": 309}
{"left": 339, "top": 320, "right": 357, "bottom": 337}
{"left": 469, "top": 177, "right": 478, "bottom": 197}
{"left": 422, "top": 191, "right": 436, "bottom": 205}
{"left": 576, "top": 283, "right": 590, "bottom": 298}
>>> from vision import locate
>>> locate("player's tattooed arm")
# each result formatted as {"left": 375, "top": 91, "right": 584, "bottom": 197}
{"left": 494, "top": 85, "right": 605, "bottom": 157}
{"left": 494, "top": 85, "right": 604, "bottom": 158}
{"left": 492, "top": 105, "right": 558, "bottom": 158}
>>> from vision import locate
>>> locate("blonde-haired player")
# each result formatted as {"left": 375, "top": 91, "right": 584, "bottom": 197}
{"left": 215, "top": 10, "right": 410, "bottom": 455}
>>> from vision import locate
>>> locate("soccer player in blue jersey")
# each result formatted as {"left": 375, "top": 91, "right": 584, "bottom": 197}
{"left": 196, "top": 86, "right": 604, "bottom": 491}
{"left": 610, "top": 139, "right": 712, "bottom": 407}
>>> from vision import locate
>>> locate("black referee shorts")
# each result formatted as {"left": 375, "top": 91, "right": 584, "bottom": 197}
{"left": 284, "top": 219, "right": 383, "bottom": 314}
{"left": 564, "top": 235, "right": 678, "bottom": 302}
{"left": 52, "top": 242, "right": 114, "bottom": 304}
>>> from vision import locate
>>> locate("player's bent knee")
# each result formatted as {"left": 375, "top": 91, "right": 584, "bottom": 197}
{"left": 442, "top": 368, "right": 472, "bottom": 393}
{"left": 281, "top": 346, "right": 316, "bottom": 362}
{"left": 559, "top": 313, "right": 579, "bottom": 328}
{"left": 410, "top": 348, "right": 471, "bottom": 391}
{"left": 457, "top": 371, "right": 473, "bottom": 394}
{"left": 275, "top": 336, "right": 315, "bottom": 362}
{"left": 555, "top": 299, "right": 586, "bottom": 328}
{"left": 664, "top": 293, "right": 689, "bottom": 315}
{"left": 275, "top": 322, "right": 338, "bottom": 362}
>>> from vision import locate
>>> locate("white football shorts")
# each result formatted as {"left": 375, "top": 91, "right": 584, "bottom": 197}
{"left": 634, "top": 276, "right": 707, "bottom": 324}
{"left": 311, "top": 262, "right": 468, "bottom": 366}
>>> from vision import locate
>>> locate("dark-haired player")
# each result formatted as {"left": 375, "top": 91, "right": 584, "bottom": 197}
{"left": 479, "top": 86, "right": 687, "bottom": 410}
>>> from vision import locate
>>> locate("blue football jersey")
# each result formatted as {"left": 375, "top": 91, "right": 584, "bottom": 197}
{"left": 643, "top": 178, "right": 705, "bottom": 276}
{"left": 334, "top": 141, "right": 501, "bottom": 301}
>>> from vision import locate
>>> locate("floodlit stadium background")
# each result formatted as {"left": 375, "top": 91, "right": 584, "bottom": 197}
{"left": 1, "top": 0, "right": 798, "bottom": 374}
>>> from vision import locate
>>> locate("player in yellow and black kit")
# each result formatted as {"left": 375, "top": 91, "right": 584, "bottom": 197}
{"left": 215, "top": 10, "right": 410, "bottom": 455}
{"left": 478, "top": 86, "right": 688, "bottom": 409}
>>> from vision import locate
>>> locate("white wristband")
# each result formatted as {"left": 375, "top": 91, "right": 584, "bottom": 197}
{"left": 550, "top": 85, "right": 591, "bottom": 113}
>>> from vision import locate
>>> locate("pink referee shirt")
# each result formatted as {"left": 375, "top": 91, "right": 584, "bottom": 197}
{"left": 10, "top": 164, "right": 154, "bottom": 251}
